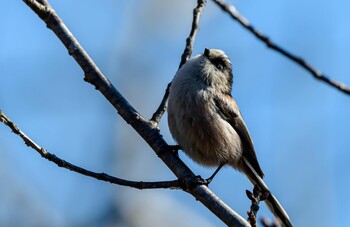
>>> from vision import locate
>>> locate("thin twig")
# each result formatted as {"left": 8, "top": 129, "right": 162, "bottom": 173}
{"left": 212, "top": 0, "right": 350, "bottom": 95}
{"left": 246, "top": 186, "right": 270, "bottom": 227}
{"left": 0, "top": 111, "right": 181, "bottom": 190}
{"left": 179, "top": 0, "right": 206, "bottom": 69}
{"left": 151, "top": 0, "right": 207, "bottom": 124}
{"left": 150, "top": 82, "right": 171, "bottom": 124}
{"left": 21, "top": 0, "right": 250, "bottom": 226}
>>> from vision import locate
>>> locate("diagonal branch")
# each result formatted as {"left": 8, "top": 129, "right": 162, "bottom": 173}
{"left": 150, "top": 0, "right": 206, "bottom": 124}
{"left": 150, "top": 82, "right": 171, "bottom": 124}
{"left": 212, "top": 0, "right": 350, "bottom": 95}
{"left": 0, "top": 111, "right": 181, "bottom": 190}
{"left": 21, "top": 0, "right": 249, "bottom": 226}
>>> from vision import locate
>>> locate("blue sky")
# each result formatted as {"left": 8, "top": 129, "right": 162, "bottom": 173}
{"left": 1, "top": 0, "right": 350, "bottom": 226}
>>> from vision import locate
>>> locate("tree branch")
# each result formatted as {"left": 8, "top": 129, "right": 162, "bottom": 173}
{"left": 150, "top": 82, "right": 171, "bottom": 124}
{"left": 246, "top": 186, "right": 270, "bottom": 227}
{"left": 21, "top": 0, "right": 250, "bottom": 226}
{"left": 0, "top": 110, "right": 183, "bottom": 189}
{"left": 212, "top": 0, "right": 350, "bottom": 95}
{"left": 150, "top": 0, "right": 206, "bottom": 124}
{"left": 179, "top": 0, "right": 206, "bottom": 69}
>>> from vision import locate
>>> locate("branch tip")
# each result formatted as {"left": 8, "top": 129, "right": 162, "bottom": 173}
{"left": 212, "top": 0, "right": 350, "bottom": 95}
{"left": 0, "top": 110, "right": 182, "bottom": 190}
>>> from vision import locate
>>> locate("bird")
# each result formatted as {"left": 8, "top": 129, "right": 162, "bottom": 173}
{"left": 167, "top": 48, "right": 292, "bottom": 227}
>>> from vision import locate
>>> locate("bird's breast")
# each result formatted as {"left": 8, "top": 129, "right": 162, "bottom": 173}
{"left": 168, "top": 88, "right": 243, "bottom": 167}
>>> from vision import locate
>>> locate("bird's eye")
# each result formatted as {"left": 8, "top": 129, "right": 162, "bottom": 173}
{"left": 211, "top": 58, "right": 225, "bottom": 71}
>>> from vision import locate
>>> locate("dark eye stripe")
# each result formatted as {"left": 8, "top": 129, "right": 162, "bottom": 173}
{"left": 211, "top": 58, "right": 227, "bottom": 71}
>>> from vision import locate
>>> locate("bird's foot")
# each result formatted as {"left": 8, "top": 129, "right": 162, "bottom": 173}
{"left": 179, "top": 175, "right": 210, "bottom": 190}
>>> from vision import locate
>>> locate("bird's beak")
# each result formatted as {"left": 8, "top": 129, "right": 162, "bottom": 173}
{"left": 204, "top": 48, "right": 210, "bottom": 58}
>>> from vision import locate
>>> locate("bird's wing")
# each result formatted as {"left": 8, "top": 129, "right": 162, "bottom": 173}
{"left": 214, "top": 94, "right": 293, "bottom": 226}
{"left": 213, "top": 94, "right": 264, "bottom": 177}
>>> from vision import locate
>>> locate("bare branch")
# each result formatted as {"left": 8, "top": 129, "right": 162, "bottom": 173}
{"left": 0, "top": 111, "right": 181, "bottom": 190}
{"left": 212, "top": 0, "right": 350, "bottom": 95}
{"left": 246, "top": 186, "right": 270, "bottom": 227}
{"left": 150, "top": 82, "right": 171, "bottom": 124}
{"left": 151, "top": 0, "right": 206, "bottom": 124}
{"left": 179, "top": 0, "right": 206, "bottom": 69}
{"left": 21, "top": 0, "right": 250, "bottom": 226}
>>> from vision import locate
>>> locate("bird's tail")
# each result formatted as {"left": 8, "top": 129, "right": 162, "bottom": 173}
{"left": 243, "top": 158, "right": 293, "bottom": 227}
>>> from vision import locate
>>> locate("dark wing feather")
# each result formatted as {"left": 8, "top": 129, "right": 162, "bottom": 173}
{"left": 214, "top": 95, "right": 264, "bottom": 177}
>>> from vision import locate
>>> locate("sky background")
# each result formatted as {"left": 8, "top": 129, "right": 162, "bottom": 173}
{"left": 1, "top": 0, "right": 350, "bottom": 226}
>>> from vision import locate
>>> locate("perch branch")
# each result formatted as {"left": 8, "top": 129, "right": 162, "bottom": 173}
{"left": 212, "top": 0, "right": 350, "bottom": 95}
{"left": 21, "top": 0, "right": 249, "bottom": 226}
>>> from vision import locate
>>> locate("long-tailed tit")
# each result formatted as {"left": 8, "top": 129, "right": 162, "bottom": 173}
{"left": 168, "top": 48, "right": 292, "bottom": 227}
